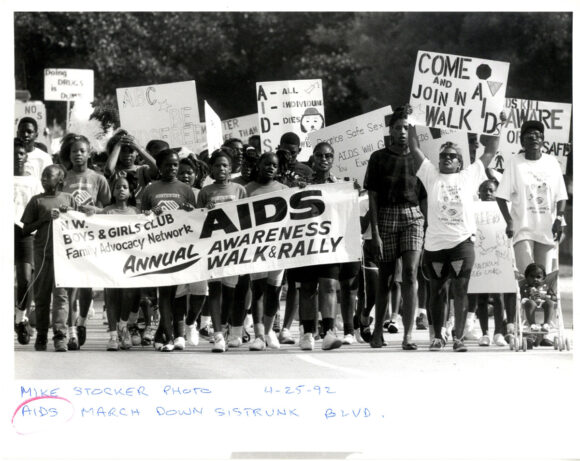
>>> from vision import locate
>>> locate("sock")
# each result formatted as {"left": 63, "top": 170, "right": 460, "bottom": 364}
{"left": 254, "top": 323, "right": 265, "bottom": 338}
{"left": 69, "top": 326, "right": 77, "bottom": 338}
{"left": 200, "top": 316, "right": 211, "bottom": 329}
{"left": 128, "top": 311, "right": 139, "bottom": 325}
{"left": 230, "top": 326, "right": 243, "bottom": 339}
{"left": 466, "top": 311, "right": 475, "bottom": 323}
{"left": 243, "top": 313, "right": 252, "bottom": 328}
{"left": 418, "top": 308, "right": 427, "bottom": 316}
{"left": 322, "top": 318, "right": 335, "bottom": 335}
{"left": 15, "top": 309, "right": 26, "bottom": 324}
{"left": 220, "top": 324, "right": 228, "bottom": 334}
{"left": 118, "top": 319, "right": 128, "bottom": 331}
{"left": 109, "top": 330, "right": 118, "bottom": 339}
{"left": 77, "top": 316, "right": 87, "bottom": 327}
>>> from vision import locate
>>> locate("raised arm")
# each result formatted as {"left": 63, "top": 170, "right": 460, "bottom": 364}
{"left": 104, "top": 139, "right": 121, "bottom": 177}
{"left": 129, "top": 136, "right": 159, "bottom": 178}
{"left": 478, "top": 133, "right": 500, "bottom": 168}
{"left": 408, "top": 124, "right": 426, "bottom": 173}
{"left": 496, "top": 197, "right": 513, "bottom": 238}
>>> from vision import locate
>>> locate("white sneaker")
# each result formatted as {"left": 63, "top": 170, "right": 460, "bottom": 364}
{"left": 354, "top": 330, "right": 365, "bottom": 344}
{"left": 342, "top": 334, "right": 355, "bottom": 345}
{"left": 530, "top": 323, "right": 540, "bottom": 332}
{"left": 493, "top": 333, "right": 508, "bottom": 347}
{"left": 174, "top": 336, "right": 186, "bottom": 350}
{"left": 541, "top": 323, "right": 551, "bottom": 333}
{"left": 478, "top": 335, "right": 491, "bottom": 347}
{"left": 266, "top": 330, "right": 281, "bottom": 349}
{"left": 299, "top": 333, "right": 315, "bottom": 351}
{"left": 464, "top": 319, "right": 481, "bottom": 341}
{"left": 228, "top": 336, "right": 243, "bottom": 348}
{"left": 106, "top": 337, "right": 119, "bottom": 351}
{"left": 249, "top": 337, "right": 266, "bottom": 351}
{"left": 119, "top": 327, "right": 132, "bottom": 350}
{"left": 279, "top": 328, "right": 295, "bottom": 344}
{"left": 322, "top": 331, "right": 342, "bottom": 350}
{"left": 186, "top": 324, "right": 199, "bottom": 346}
{"left": 161, "top": 343, "right": 174, "bottom": 352}
{"left": 154, "top": 341, "right": 164, "bottom": 351}
{"left": 211, "top": 333, "right": 227, "bottom": 353}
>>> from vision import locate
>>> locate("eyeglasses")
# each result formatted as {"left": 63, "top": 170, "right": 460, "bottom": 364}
{"left": 439, "top": 152, "right": 460, "bottom": 160}
{"left": 523, "top": 131, "right": 543, "bottom": 140}
{"left": 314, "top": 153, "right": 333, "bottom": 159}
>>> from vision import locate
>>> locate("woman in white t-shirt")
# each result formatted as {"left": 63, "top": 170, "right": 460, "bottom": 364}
{"left": 409, "top": 125, "right": 497, "bottom": 352}
{"left": 495, "top": 120, "right": 567, "bottom": 274}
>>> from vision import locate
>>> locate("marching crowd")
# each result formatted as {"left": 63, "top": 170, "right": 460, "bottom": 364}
{"left": 13, "top": 103, "right": 568, "bottom": 353}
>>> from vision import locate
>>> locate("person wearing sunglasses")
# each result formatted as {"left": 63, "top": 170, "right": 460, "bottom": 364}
{"left": 408, "top": 122, "right": 499, "bottom": 352}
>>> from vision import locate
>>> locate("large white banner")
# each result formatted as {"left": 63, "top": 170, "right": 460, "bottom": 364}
{"left": 468, "top": 201, "right": 517, "bottom": 294}
{"left": 44, "top": 68, "right": 94, "bottom": 102}
{"left": 497, "top": 98, "right": 571, "bottom": 173}
{"left": 257, "top": 79, "right": 324, "bottom": 160}
{"left": 410, "top": 51, "right": 509, "bottom": 134}
{"left": 53, "top": 183, "right": 361, "bottom": 288}
{"left": 305, "top": 106, "right": 392, "bottom": 185}
{"left": 204, "top": 101, "right": 223, "bottom": 154}
{"left": 116, "top": 81, "right": 202, "bottom": 153}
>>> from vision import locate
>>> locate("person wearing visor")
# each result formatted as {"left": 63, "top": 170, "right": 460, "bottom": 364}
{"left": 408, "top": 122, "right": 499, "bottom": 352}
{"left": 495, "top": 120, "right": 567, "bottom": 274}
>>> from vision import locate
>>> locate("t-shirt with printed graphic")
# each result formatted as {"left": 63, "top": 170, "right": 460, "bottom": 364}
{"left": 417, "top": 159, "right": 485, "bottom": 252}
{"left": 140, "top": 179, "right": 197, "bottom": 212}
{"left": 495, "top": 154, "right": 568, "bottom": 246}
{"left": 197, "top": 182, "right": 247, "bottom": 209}
{"left": 63, "top": 169, "right": 111, "bottom": 209}
{"left": 245, "top": 180, "right": 288, "bottom": 197}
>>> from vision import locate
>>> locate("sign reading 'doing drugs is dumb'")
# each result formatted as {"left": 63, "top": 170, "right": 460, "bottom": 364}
{"left": 257, "top": 79, "right": 324, "bottom": 161}
{"left": 409, "top": 51, "right": 509, "bottom": 134}
{"left": 44, "top": 68, "right": 94, "bottom": 102}
{"left": 53, "top": 183, "right": 361, "bottom": 288}
{"left": 468, "top": 201, "right": 517, "bottom": 294}
{"left": 116, "top": 81, "right": 201, "bottom": 153}
{"left": 498, "top": 98, "right": 571, "bottom": 173}
{"left": 305, "top": 106, "right": 392, "bottom": 185}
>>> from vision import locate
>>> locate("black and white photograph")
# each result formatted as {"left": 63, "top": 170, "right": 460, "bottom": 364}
{"left": 4, "top": 3, "right": 578, "bottom": 461}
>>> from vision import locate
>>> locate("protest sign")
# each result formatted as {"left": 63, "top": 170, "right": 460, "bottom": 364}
{"left": 15, "top": 100, "right": 49, "bottom": 148}
{"left": 53, "top": 183, "right": 361, "bottom": 288}
{"left": 222, "top": 113, "right": 259, "bottom": 141}
{"left": 44, "top": 68, "right": 94, "bottom": 102}
{"left": 468, "top": 201, "right": 517, "bottom": 294}
{"left": 497, "top": 98, "right": 571, "bottom": 173}
{"left": 305, "top": 106, "right": 392, "bottom": 185}
{"left": 257, "top": 79, "right": 324, "bottom": 160}
{"left": 116, "top": 81, "right": 202, "bottom": 153}
{"left": 415, "top": 125, "right": 471, "bottom": 168}
{"left": 205, "top": 101, "right": 223, "bottom": 154}
{"left": 409, "top": 51, "right": 509, "bottom": 134}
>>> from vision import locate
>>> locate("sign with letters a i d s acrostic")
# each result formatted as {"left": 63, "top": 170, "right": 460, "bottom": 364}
{"left": 53, "top": 183, "right": 361, "bottom": 288}
{"left": 409, "top": 51, "right": 509, "bottom": 134}
{"left": 116, "top": 81, "right": 202, "bottom": 153}
{"left": 257, "top": 79, "right": 324, "bottom": 161}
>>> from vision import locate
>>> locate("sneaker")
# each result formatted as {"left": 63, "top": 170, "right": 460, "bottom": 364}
{"left": 299, "top": 333, "right": 315, "bottom": 351}
{"left": 530, "top": 324, "right": 540, "bottom": 332}
{"left": 354, "top": 329, "right": 365, "bottom": 344}
{"left": 416, "top": 313, "right": 428, "bottom": 330}
{"left": 186, "top": 324, "right": 199, "bottom": 346}
{"left": 384, "top": 321, "right": 399, "bottom": 334}
{"left": 211, "top": 333, "right": 227, "bottom": 353}
{"left": 429, "top": 338, "right": 445, "bottom": 351}
{"left": 53, "top": 332, "right": 67, "bottom": 352}
{"left": 34, "top": 332, "right": 48, "bottom": 351}
{"left": 130, "top": 327, "right": 142, "bottom": 346}
{"left": 249, "top": 337, "right": 266, "bottom": 351}
{"left": 199, "top": 325, "right": 213, "bottom": 342}
{"left": 142, "top": 326, "right": 154, "bottom": 345}
{"left": 478, "top": 335, "right": 491, "bottom": 346}
{"left": 321, "top": 331, "right": 342, "bottom": 350}
{"left": 16, "top": 320, "right": 31, "bottom": 345}
{"left": 67, "top": 335, "right": 79, "bottom": 351}
{"left": 279, "top": 328, "right": 295, "bottom": 344}
{"left": 342, "top": 334, "right": 355, "bottom": 345}
{"left": 493, "top": 333, "right": 508, "bottom": 347}
{"left": 161, "top": 343, "right": 174, "bottom": 352}
{"left": 106, "top": 337, "right": 119, "bottom": 351}
{"left": 453, "top": 339, "right": 468, "bottom": 352}
{"left": 173, "top": 336, "right": 186, "bottom": 350}
{"left": 228, "top": 336, "right": 243, "bottom": 348}
{"left": 242, "top": 327, "right": 251, "bottom": 343}
{"left": 154, "top": 341, "right": 164, "bottom": 351}
{"left": 464, "top": 319, "right": 480, "bottom": 341}
{"left": 77, "top": 325, "right": 87, "bottom": 346}
{"left": 266, "top": 330, "right": 281, "bottom": 349}
{"left": 119, "top": 327, "right": 132, "bottom": 350}
{"left": 541, "top": 323, "right": 551, "bottom": 333}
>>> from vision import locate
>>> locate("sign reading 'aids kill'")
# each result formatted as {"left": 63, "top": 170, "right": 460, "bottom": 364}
{"left": 410, "top": 51, "right": 510, "bottom": 134}
{"left": 44, "top": 68, "right": 94, "bottom": 102}
{"left": 306, "top": 106, "right": 392, "bottom": 185}
{"left": 116, "top": 81, "right": 201, "bottom": 153}
{"left": 257, "top": 79, "right": 324, "bottom": 160}
{"left": 497, "top": 98, "right": 571, "bottom": 173}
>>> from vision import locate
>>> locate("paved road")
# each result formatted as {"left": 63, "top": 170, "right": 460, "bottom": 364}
{"left": 14, "top": 266, "right": 573, "bottom": 380}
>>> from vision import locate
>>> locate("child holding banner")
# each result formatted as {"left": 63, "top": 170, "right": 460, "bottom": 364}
{"left": 244, "top": 152, "right": 288, "bottom": 351}
{"left": 21, "top": 165, "right": 76, "bottom": 352}
{"left": 60, "top": 133, "right": 111, "bottom": 350}
{"left": 14, "top": 138, "right": 43, "bottom": 345}
{"left": 197, "top": 148, "right": 247, "bottom": 352}
{"left": 141, "top": 148, "right": 197, "bottom": 352}
{"left": 409, "top": 122, "right": 499, "bottom": 352}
